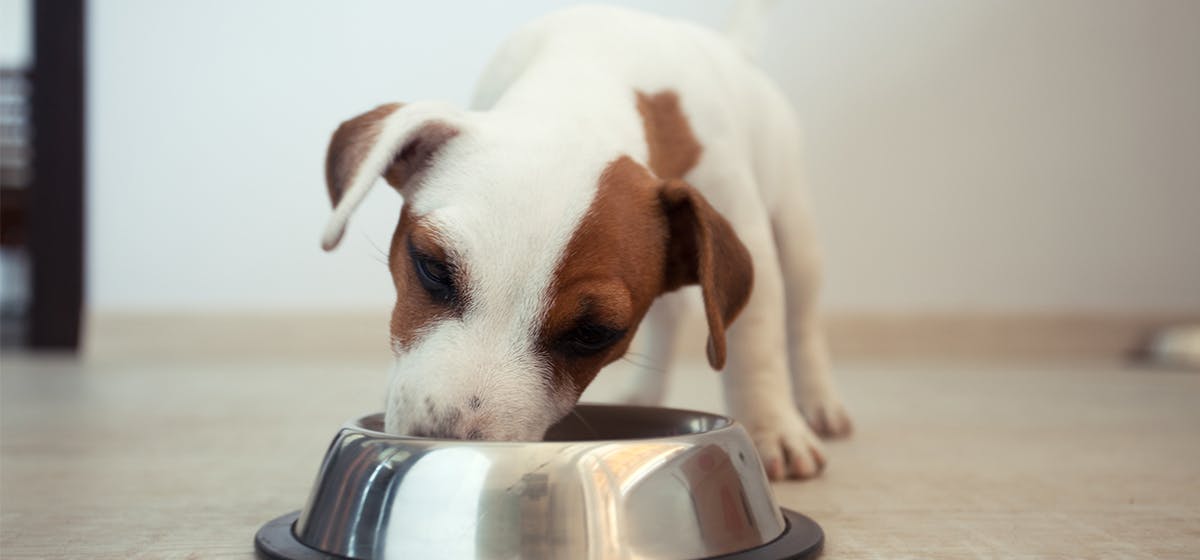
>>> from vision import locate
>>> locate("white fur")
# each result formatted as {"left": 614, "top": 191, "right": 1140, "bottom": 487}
{"left": 329, "top": 4, "right": 851, "bottom": 476}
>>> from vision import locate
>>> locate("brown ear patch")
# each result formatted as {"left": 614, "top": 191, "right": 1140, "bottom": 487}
{"left": 636, "top": 90, "right": 702, "bottom": 180}
{"left": 381, "top": 122, "right": 459, "bottom": 190}
{"left": 325, "top": 103, "right": 401, "bottom": 206}
{"left": 324, "top": 104, "right": 459, "bottom": 207}
{"left": 660, "top": 180, "right": 754, "bottom": 369}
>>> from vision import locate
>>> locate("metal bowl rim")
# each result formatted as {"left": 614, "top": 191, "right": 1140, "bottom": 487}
{"left": 342, "top": 402, "right": 743, "bottom": 446}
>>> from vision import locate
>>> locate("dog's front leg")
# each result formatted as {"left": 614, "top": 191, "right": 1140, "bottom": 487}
{"left": 722, "top": 220, "right": 826, "bottom": 480}
{"left": 771, "top": 204, "right": 853, "bottom": 438}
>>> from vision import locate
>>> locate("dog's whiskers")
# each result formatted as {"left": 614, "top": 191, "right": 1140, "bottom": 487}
{"left": 620, "top": 353, "right": 664, "bottom": 373}
{"left": 364, "top": 235, "right": 390, "bottom": 266}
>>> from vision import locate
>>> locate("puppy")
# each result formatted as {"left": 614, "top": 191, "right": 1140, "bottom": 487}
{"left": 320, "top": 4, "right": 851, "bottom": 479}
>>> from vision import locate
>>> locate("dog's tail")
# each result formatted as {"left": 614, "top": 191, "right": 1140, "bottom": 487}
{"left": 725, "top": 0, "right": 778, "bottom": 63}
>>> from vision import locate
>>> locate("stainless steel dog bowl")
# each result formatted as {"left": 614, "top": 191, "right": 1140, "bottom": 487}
{"left": 256, "top": 404, "right": 822, "bottom": 559}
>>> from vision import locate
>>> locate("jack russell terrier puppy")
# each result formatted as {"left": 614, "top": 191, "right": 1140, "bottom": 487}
{"left": 320, "top": 4, "right": 851, "bottom": 479}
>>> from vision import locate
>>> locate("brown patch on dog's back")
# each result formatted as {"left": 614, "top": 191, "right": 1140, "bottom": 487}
{"left": 636, "top": 90, "right": 702, "bottom": 180}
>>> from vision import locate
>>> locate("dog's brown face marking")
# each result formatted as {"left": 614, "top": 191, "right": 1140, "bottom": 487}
{"left": 387, "top": 206, "right": 463, "bottom": 350}
{"left": 537, "top": 89, "right": 707, "bottom": 397}
{"left": 540, "top": 156, "right": 668, "bottom": 396}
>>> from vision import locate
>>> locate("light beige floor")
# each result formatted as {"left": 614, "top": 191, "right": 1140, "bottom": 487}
{"left": 1, "top": 352, "right": 1197, "bottom": 559}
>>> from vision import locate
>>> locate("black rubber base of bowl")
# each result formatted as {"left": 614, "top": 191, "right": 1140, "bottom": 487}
{"left": 256, "top": 508, "right": 823, "bottom": 560}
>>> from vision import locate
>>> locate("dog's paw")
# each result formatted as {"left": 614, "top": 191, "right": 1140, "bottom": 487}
{"left": 797, "top": 386, "right": 854, "bottom": 439}
{"left": 743, "top": 410, "right": 827, "bottom": 481}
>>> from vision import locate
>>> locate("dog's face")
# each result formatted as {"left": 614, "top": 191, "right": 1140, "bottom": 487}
{"left": 321, "top": 98, "right": 751, "bottom": 440}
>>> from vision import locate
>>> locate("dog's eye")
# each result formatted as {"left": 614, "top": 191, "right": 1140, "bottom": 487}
{"left": 558, "top": 322, "right": 625, "bottom": 357}
{"left": 408, "top": 241, "right": 456, "bottom": 304}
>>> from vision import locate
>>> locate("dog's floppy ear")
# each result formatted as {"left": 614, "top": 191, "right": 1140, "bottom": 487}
{"left": 660, "top": 180, "right": 754, "bottom": 370}
{"left": 322, "top": 102, "right": 461, "bottom": 251}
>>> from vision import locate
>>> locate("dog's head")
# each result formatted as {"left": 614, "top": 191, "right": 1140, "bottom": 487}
{"left": 322, "top": 95, "right": 751, "bottom": 440}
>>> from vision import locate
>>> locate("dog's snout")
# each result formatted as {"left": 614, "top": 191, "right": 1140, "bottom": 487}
{"left": 385, "top": 345, "right": 567, "bottom": 441}
{"left": 414, "top": 406, "right": 461, "bottom": 438}
{"left": 400, "top": 399, "right": 494, "bottom": 440}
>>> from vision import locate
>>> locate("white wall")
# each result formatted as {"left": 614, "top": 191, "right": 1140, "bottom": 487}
{"left": 88, "top": 0, "right": 1200, "bottom": 313}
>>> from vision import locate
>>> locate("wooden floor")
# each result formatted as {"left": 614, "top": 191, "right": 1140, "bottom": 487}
{"left": 1, "top": 351, "right": 1197, "bottom": 559}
